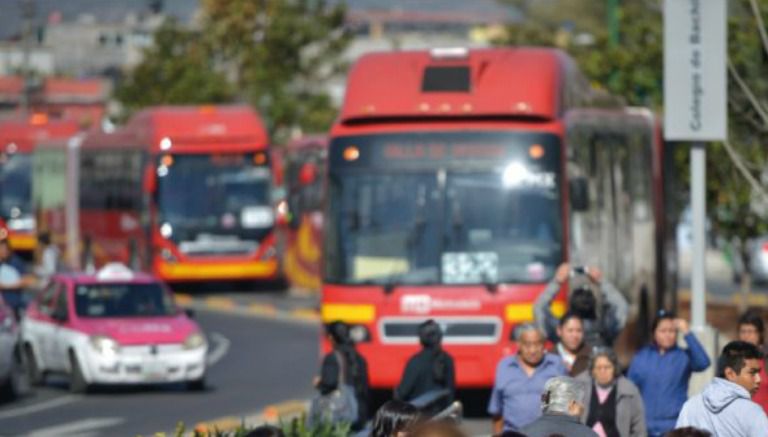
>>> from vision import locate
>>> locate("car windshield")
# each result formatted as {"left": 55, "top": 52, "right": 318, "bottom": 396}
{"left": 0, "top": 152, "right": 32, "bottom": 219}
{"left": 156, "top": 153, "right": 273, "bottom": 241}
{"left": 325, "top": 131, "right": 563, "bottom": 286}
{"left": 74, "top": 283, "right": 177, "bottom": 318}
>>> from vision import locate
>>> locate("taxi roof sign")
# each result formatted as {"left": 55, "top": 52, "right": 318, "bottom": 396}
{"left": 96, "top": 263, "right": 134, "bottom": 281}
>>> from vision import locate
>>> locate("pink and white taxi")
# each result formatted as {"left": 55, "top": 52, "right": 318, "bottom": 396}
{"left": 20, "top": 264, "right": 207, "bottom": 393}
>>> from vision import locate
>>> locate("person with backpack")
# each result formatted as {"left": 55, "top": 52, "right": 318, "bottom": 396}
{"left": 534, "top": 263, "right": 628, "bottom": 349}
{"left": 394, "top": 319, "right": 456, "bottom": 414}
{"left": 313, "top": 321, "right": 370, "bottom": 431}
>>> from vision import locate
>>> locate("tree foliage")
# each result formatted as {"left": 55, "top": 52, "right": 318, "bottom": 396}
{"left": 114, "top": 20, "right": 234, "bottom": 115}
{"left": 116, "top": 0, "right": 350, "bottom": 141}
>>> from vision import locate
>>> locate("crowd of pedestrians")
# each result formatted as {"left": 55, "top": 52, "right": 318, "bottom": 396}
{"left": 309, "top": 263, "right": 768, "bottom": 437}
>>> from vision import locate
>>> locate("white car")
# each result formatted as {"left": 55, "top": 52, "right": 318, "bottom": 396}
{"left": 20, "top": 264, "right": 207, "bottom": 393}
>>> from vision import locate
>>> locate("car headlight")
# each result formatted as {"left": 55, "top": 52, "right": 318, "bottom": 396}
{"left": 90, "top": 335, "right": 120, "bottom": 356}
{"left": 183, "top": 332, "right": 206, "bottom": 350}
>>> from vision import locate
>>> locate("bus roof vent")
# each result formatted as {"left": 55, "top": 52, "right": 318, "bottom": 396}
{"left": 422, "top": 66, "right": 471, "bottom": 92}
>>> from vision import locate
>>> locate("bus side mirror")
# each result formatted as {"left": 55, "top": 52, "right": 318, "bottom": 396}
{"left": 570, "top": 177, "right": 590, "bottom": 211}
{"left": 143, "top": 166, "right": 157, "bottom": 193}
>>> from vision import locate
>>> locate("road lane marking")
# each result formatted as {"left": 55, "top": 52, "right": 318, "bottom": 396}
{"left": 28, "top": 417, "right": 125, "bottom": 437}
{"left": 0, "top": 395, "right": 80, "bottom": 420}
{"left": 206, "top": 332, "right": 230, "bottom": 367}
{"left": 205, "top": 297, "right": 236, "bottom": 310}
{"left": 175, "top": 293, "right": 194, "bottom": 305}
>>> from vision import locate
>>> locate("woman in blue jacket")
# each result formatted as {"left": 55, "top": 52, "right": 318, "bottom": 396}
{"left": 628, "top": 310, "right": 710, "bottom": 437}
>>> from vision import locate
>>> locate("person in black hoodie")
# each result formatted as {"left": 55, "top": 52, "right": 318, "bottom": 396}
{"left": 315, "top": 321, "right": 370, "bottom": 431}
{"left": 394, "top": 319, "right": 456, "bottom": 414}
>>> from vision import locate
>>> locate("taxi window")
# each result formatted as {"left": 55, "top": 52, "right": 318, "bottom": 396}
{"left": 74, "top": 283, "right": 176, "bottom": 318}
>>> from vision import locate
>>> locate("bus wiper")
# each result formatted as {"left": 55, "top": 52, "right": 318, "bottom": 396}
{"left": 383, "top": 281, "right": 397, "bottom": 295}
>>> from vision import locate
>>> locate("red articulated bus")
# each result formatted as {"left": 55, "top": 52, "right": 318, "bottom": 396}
{"left": 0, "top": 114, "right": 80, "bottom": 254}
{"left": 34, "top": 105, "right": 280, "bottom": 282}
{"left": 280, "top": 135, "right": 328, "bottom": 292}
{"left": 321, "top": 47, "right": 673, "bottom": 389}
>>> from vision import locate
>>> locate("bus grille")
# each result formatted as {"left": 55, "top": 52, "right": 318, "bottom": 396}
{"left": 379, "top": 317, "right": 500, "bottom": 344}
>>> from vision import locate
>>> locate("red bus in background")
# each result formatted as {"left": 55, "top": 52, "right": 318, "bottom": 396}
{"left": 322, "top": 48, "right": 673, "bottom": 389}
{"left": 280, "top": 136, "right": 327, "bottom": 292}
{"left": 0, "top": 114, "right": 80, "bottom": 254}
{"left": 34, "top": 105, "right": 280, "bottom": 282}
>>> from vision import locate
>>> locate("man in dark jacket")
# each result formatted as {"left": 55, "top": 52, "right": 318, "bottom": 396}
{"left": 394, "top": 320, "right": 456, "bottom": 414}
{"left": 534, "top": 263, "right": 628, "bottom": 348}
{"left": 521, "top": 376, "right": 598, "bottom": 437}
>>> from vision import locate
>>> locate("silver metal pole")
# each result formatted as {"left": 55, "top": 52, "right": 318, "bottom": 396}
{"left": 691, "top": 143, "right": 707, "bottom": 330}
{"left": 66, "top": 135, "right": 82, "bottom": 270}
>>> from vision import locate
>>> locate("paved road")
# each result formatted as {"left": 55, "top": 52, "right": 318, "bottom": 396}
{"left": 0, "top": 310, "right": 319, "bottom": 437}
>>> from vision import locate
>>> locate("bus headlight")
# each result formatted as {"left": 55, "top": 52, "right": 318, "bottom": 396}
{"left": 160, "top": 248, "right": 178, "bottom": 263}
{"left": 260, "top": 246, "right": 277, "bottom": 260}
{"left": 183, "top": 332, "right": 207, "bottom": 350}
{"left": 90, "top": 335, "right": 120, "bottom": 356}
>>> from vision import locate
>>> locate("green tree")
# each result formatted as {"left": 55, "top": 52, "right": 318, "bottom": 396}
{"left": 115, "top": 20, "right": 234, "bottom": 115}
{"left": 496, "top": 0, "right": 768, "bottom": 293}
{"left": 200, "top": 0, "right": 349, "bottom": 140}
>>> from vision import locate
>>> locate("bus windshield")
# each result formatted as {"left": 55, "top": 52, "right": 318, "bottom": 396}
{"left": 0, "top": 152, "right": 32, "bottom": 221}
{"left": 325, "top": 131, "right": 563, "bottom": 286}
{"left": 157, "top": 153, "right": 273, "bottom": 242}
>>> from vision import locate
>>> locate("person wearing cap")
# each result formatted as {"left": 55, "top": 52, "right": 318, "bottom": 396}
{"left": 628, "top": 310, "right": 710, "bottom": 437}
{"left": 394, "top": 319, "right": 456, "bottom": 414}
{"left": 534, "top": 262, "right": 628, "bottom": 348}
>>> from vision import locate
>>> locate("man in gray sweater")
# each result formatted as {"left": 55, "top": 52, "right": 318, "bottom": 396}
{"left": 676, "top": 341, "right": 768, "bottom": 436}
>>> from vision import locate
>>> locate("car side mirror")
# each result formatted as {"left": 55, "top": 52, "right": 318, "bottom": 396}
{"left": 52, "top": 308, "right": 69, "bottom": 323}
{"left": 184, "top": 308, "right": 196, "bottom": 319}
{"left": 569, "top": 177, "right": 590, "bottom": 212}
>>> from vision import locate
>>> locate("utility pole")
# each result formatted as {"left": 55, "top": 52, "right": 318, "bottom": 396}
{"left": 19, "top": 0, "right": 36, "bottom": 113}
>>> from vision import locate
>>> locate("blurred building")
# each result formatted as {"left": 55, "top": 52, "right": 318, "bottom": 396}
{"left": 0, "top": 75, "right": 109, "bottom": 126}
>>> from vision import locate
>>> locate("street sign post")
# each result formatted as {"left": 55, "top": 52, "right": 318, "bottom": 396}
{"left": 664, "top": 0, "right": 727, "bottom": 331}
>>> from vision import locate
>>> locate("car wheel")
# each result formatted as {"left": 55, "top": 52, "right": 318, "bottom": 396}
{"left": 69, "top": 353, "right": 90, "bottom": 394}
{"left": 186, "top": 376, "right": 206, "bottom": 391}
{"left": 24, "top": 345, "right": 45, "bottom": 387}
